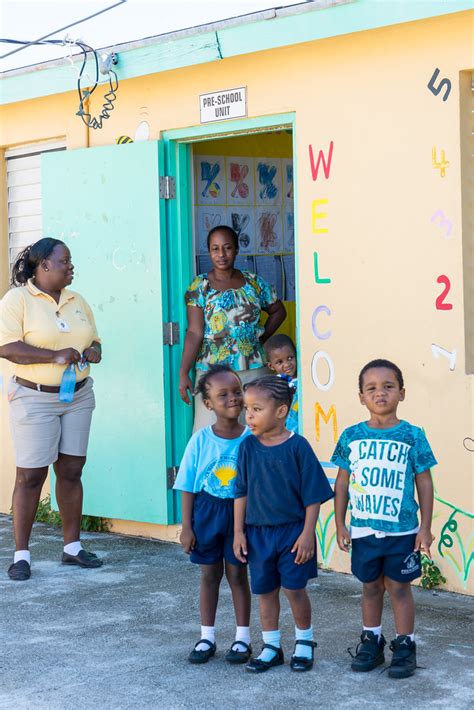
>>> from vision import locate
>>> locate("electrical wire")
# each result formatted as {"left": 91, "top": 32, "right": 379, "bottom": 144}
{"left": 0, "top": 37, "right": 119, "bottom": 130}
{"left": 0, "top": 0, "right": 127, "bottom": 60}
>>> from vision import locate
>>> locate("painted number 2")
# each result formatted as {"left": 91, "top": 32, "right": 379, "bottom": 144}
{"left": 435, "top": 275, "right": 453, "bottom": 311}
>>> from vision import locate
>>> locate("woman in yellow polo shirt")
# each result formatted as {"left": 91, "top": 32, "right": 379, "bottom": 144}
{"left": 0, "top": 237, "right": 102, "bottom": 581}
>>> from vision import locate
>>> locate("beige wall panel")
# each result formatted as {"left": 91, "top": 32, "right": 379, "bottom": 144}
{"left": 0, "top": 11, "right": 472, "bottom": 592}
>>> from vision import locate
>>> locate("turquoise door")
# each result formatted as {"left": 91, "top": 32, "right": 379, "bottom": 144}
{"left": 42, "top": 142, "right": 173, "bottom": 524}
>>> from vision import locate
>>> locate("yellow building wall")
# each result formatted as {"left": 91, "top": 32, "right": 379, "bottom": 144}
{"left": 0, "top": 11, "right": 472, "bottom": 593}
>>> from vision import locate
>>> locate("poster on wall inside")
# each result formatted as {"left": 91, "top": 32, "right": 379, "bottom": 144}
{"left": 283, "top": 210, "right": 295, "bottom": 252}
{"left": 227, "top": 206, "right": 255, "bottom": 254}
{"left": 282, "top": 254, "right": 296, "bottom": 301}
{"left": 195, "top": 207, "right": 227, "bottom": 254}
{"left": 256, "top": 207, "right": 283, "bottom": 254}
{"left": 235, "top": 255, "right": 256, "bottom": 272}
{"left": 282, "top": 159, "right": 294, "bottom": 207}
{"left": 195, "top": 156, "right": 225, "bottom": 205}
{"left": 197, "top": 254, "right": 213, "bottom": 274}
{"left": 255, "top": 255, "right": 284, "bottom": 301}
{"left": 226, "top": 156, "right": 254, "bottom": 206}
{"left": 256, "top": 158, "right": 282, "bottom": 207}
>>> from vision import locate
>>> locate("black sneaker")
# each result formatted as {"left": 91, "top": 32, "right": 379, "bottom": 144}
{"left": 349, "top": 630, "right": 386, "bottom": 672}
{"left": 7, "top": 560, "right": 31, "bottom": 581}
{"left": 388, "top": 636, "right": 417, "bottom": 678}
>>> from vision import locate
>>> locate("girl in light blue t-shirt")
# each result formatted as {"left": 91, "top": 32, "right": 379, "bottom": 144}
{"left": 173, "top": 364, "right": 252, "bottom": 665}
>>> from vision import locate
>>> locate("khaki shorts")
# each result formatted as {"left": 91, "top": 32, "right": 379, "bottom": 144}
{"left": 193, "top": 366, "right": 269, "bottom": 432}
{"left": 8, "top": 377, "right": 96, "bottom": 469}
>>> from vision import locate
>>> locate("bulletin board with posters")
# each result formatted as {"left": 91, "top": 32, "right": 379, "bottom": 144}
{"left": 192, "top": 132, "right": 296, "bottom": 339}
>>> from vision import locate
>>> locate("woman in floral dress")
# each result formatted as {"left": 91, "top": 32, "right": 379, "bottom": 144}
{"left": 178, "top": 225, "right": 286, "bottom": 430}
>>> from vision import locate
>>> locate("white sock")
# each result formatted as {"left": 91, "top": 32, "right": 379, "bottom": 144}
{"left": 295, "top": 625, "right": 314, "bottom": 659}
{"left": 364, "top": 625, "right": 382, "bottom": 640}
{"left": 14, "top": 550, "right": 30, "bottom": 565}
{"left": 257, "top": 629, "right": 281, "bottom": 662}
{"left": 234, "top": 625, "right": 251, "bottom": 651}
{"left": 196, "top": 625, "right": 215, "bottom": 651}
{"left": 64, "top": 541, "right": 82, "bottom": 556}
{"left": 397, "top": 632, "right": 415, "bottom": 642}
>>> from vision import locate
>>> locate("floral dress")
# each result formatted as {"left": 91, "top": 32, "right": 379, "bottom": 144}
{"left": 185, "top": 271, "right": 277, "bottom": 371}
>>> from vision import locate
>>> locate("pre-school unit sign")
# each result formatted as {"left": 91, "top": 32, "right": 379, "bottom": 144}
{"left": 200, "top": 87, "right": 247, "bottom": 123}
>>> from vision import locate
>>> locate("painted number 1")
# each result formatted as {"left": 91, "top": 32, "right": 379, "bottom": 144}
{"left": 435, "top": 275, "right": 453, "bottom": 311}
{"left": 431, "top": 344, "right": 456, "bottom": 371}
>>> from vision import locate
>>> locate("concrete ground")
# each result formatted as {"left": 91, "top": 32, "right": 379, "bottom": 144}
{"left": 0, "top": 515, "right": 473, "bottom": 710}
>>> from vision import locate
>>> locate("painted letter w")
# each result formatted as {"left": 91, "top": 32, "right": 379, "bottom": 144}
{"left": 309, "top": 141, "right": 334, "bottom": 181}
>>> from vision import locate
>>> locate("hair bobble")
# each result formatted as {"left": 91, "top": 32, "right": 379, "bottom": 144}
{"left": 277, "top": 373, "right": 296, "bottom": 389}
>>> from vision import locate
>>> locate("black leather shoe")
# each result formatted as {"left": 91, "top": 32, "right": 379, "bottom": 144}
{"left": 225, "top": 641, "right": 252, "bottom": 664}
{"left": 8, "top": 560, "right": 31, "bottom": 581}
{"left": 290, "top": 640, "right": 317, "bottom": 672}
{"left": 188, "top": 639, "right": 216, "bottom": 664}
{"left": 61, "top": 549, "right": 103, "bottom": 568}
{"left": 246, "top": 644, "right": 284, "bottom": 673}
{"left": 349, "top": 631, "right": 386, "bottom": 672}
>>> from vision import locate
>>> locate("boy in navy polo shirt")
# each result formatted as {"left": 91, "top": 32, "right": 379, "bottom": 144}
{"left": 332, "top": 359, "right": 436, "bottom": 678}
{"left": 234, "top": 375, "right": 333, "bottom": 673}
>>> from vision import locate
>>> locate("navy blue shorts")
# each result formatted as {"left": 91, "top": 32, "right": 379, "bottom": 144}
{"left": 351, "top": 533, "right": 421, "bottom": 583}
{"left": 190, "top": 491, "right": 244, "bottom": 567}
{"left": 246, "top": 521, "right": 317, "bottom": 594}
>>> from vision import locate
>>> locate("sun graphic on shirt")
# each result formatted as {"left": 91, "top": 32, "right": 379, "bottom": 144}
{"left": 214, "top": 465, "right": 237, "bottom": 487}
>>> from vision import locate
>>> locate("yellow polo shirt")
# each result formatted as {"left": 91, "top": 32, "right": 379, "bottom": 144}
{"left": 0, "top": 279, "right": 100, "bottom": 386}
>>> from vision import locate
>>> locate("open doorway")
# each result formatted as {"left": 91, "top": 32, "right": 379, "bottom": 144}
{"left": 191, "top": 129, "right": 297, "bottom": 352}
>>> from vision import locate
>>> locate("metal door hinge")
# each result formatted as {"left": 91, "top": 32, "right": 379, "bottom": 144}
{"left": 159, "top": 175, "right": 176, "bottom": 199}
{"left": 167, "top": 466, "right": 179, "bottom": 489}
{"left": 163, "top": 321, "right": 180, "bottom": 346}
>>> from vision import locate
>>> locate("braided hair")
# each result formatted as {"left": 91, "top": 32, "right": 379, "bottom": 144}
{"left": 195, "top": 364, "right": 242, "bottom": 399}
{"left": 244, "top": 374, "right": 295, "bottom": 410}
{"left": 11, "top": 237, "right": 65, "bottom": 287}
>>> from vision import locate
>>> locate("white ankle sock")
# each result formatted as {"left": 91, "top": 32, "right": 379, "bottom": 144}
{"left": 397, "top": 632, "right": 415, "bottom": 642}
{"left": 295, "top": 625, "right": 314, "bottom": 659}
{"left": 364, "top": 625, "right": 382, "bottom": 639}
{"left": 234, "top": 625, "right": 251, "bottom": 651}
{"left": 14, "top": 550, "right": 30, "bottom": 564}
{"left": 196, "top": 626, "right": 215, "bottom": 651}
{"left": 258, "top": 629, "right": 281, "bottom": 662}
{"left": 64, "top": 541, "right": 82, "bottom": 556}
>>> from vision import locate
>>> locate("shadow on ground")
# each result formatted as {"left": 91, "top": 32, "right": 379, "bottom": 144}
{"left": 0, "top": 515, "right": 473, "bottom": 709}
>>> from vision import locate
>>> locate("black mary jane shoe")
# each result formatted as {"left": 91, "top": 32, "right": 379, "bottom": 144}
{"left": 290, "top": 640, "right": 317, "bottom": 672}
{"left": 7, "top": 560, "right": 31, "bottom": 581}
{"left": 225, "top": 641, "right": 252, "bottom": 664}
{"left": 245, "top": 643, "right": 284, "bottom": 673}
{"left": 61, "top": 549, "right": 103, "bottom": 568}
{"left": 188, "top": 639, "right": 216, "bottom": 664}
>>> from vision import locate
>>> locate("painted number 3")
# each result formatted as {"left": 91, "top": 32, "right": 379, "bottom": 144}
{"left": 435, "top": 275, "right": 453, "bottom": 311}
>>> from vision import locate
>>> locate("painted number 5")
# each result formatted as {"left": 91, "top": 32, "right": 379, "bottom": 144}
{"left": 435, "top": 275, "right": 453, "bottom": 311}
{"left": 427, "top": 68, "right": 452, "bottom": 102}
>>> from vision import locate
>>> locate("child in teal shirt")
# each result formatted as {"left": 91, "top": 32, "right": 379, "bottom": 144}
{"left": 332, "top": 359, "right": 436, "bottom": 679}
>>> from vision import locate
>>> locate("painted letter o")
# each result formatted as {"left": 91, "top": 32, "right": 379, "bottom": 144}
{"left": 311, "top": 350, "right": 335, "bottom": 392}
